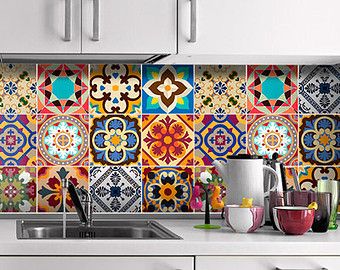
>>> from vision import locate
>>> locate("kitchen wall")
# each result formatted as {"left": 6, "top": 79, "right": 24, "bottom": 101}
{"left": 0, "top": 64, "right": 338, "bottom": 213}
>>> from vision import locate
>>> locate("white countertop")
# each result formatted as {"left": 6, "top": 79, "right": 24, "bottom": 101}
{"left": 1, "top": 219, "right": 340, "bottom": 256}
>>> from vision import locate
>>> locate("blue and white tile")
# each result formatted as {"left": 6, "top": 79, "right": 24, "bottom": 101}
{"left": 90, "top": 166, "right": 141, "bottom": 212}
{"left": 299, "top": 65, "right": 340, "bottom": 114}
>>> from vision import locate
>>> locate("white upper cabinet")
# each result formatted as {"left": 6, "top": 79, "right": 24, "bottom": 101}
{"left": 0, "top": 0, "right": 81, "bottom": 54}
{"left": 81, "top": 0, "right": 177, "bottom": 54}
{"left": 173, "top": 0, "right": 340, "bottom": 64}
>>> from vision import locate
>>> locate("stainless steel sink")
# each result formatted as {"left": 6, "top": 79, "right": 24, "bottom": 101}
{"left": 17, "top": 220, "right": 182, "bottom": 240}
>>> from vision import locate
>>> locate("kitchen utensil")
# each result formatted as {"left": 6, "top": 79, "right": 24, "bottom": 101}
{"left": 224, "top": 205, "right": 264, "bottom": 233}
{"left": 312, "top": 192, "right": 332, "bottom": 233}
{"left": 264, "top": 155, "right": 287, "bottom": 224}
{"left": 273, "top": 206, "right": 315, "bottom": 235}
{"left": 291, "top": 168, "right": 301, "bottom": 191}
{"left": 317, "top": 180, "right": 339, "bottom": 230}
{"left": 213, "top": 154, "right": 279, "bottom": 207}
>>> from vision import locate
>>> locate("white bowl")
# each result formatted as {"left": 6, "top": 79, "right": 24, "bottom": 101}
{"left": 224, "top": 205, "right": 264, "bottom": 233}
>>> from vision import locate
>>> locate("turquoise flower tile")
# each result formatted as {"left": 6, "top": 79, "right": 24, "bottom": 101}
{"left": 247, "top": 65, "right": 298, "bottom": 114}
{"left": 247, "top": 114, "right": 299, "bottom": 166}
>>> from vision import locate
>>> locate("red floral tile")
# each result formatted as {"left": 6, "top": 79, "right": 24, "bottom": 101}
{"left": 37, "top": 166, "right": 89, "bottom": 212}
{"left": 142, "top": 114, "right": 194, "bottom": 166}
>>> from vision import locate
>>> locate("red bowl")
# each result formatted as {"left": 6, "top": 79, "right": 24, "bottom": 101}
{"left": 273, "top": 206, "right": 315, "bottom": 235}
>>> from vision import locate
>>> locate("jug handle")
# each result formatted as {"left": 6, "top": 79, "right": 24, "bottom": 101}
{"left": 263, "top": 165, "right": 279, "bottom": 198}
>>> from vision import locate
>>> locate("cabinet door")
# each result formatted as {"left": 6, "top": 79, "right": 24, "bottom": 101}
{"left": 0, "top": 256, "right": 193, "bottom": 270}
{"left": 82, "top": 0, "right": 177, "bottom": 54}
{"left": 196, "top": 256, "right": 340, "bottom": 270}
{"left": 178, "top": 0, "right": 340, "bottom": 56}
{"left": 0, "top": 0, "right": 81, "bottom": 53}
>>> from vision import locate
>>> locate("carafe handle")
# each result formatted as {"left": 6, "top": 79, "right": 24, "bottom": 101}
{"left": 263, "top": 165, "right": 279, "bottom": 198}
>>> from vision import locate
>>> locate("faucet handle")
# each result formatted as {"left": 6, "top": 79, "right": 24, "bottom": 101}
{"left": 68, "top": 182, "right": 88, "bottom": 224}
{"left": 77, "top": 187, "right": 90, "bottom": 201}
{"left": 77, "top": 187, "right": 93, "bottom": 227}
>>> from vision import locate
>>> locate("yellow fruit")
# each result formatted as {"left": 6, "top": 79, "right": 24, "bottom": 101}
{"left": 240, "top": 198, "right": 253, "bottom": 208}
{"left": 308, "top": 202, "right": 318, "bottom": 210}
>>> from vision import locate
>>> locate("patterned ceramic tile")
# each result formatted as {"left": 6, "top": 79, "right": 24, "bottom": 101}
{"left": 247, "top": 65, "right": 298, "bottom": 114}
{"left": 0, "top": 115, "right": 36, "bottom": 165}
{"left": 0, "top": 64, "right": 37, "bottom": 114}
{"left": 142, "top": 114, "right": 194, "bottom": 166}
{"left": 194, "top": 114, "right": 246, "bottom": 165}
{"left": 90, "top": 166, "right": 141, "bottom": 212}
{"left": 142, "top": 65, "right": 194, "bottom": 114}
{"left": 37, "top": 115, "right": 89, "bottom": 166}
{"left": 298, "top": 166, "right": 340, "bottom": 191}
{"left": 90, "top": 115, "right": 141, "bottom": 166}
{"left": 247, "top": 115, "right": 298, "bottom": 166}
{"left": 38, "top": 64, "right": 89, "bottom": 114}
{"left": 38, "top": 166, "right": 89, "bottom": 212}
{"left": 299, "top": 115, "right": 339, "bottom": 166}
{"left": 0, "top": 167, "right": 36, "bottom": 212}
{"left": 194, "top": 65, "right": 247, "bottom": 114}
{"left": 142, "top": 167, "right": 193, "bottom": 212}
{"left": 194, "top": 167, "right": 226, "bottom": 212}
{"left": 299, "top": 65, "right": 340, "bottom": 114}
{"left": 90, "top": 64, "right": 141, "bottom": 114}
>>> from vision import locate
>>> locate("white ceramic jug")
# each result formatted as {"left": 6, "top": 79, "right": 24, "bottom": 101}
{"left": 213, "top": 155, "right": 279, "bottom": 207}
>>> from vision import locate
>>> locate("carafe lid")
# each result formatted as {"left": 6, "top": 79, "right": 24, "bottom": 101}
{"left": 227, "top": 154, "right": 263, "bottom": 159}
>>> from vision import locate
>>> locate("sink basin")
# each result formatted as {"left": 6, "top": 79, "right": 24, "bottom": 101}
{"left": 17, "top": 220, "right": 182, "bottom": 240}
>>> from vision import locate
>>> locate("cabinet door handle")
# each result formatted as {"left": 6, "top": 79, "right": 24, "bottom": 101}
{"left": 93, "top": 0, "right": 100, "bottom": 41}
{"left": 64, "top": 0, "right": 72, "bottom": 41}
{"left": 189, "top": 0, "right": 197, "bottom": 43}
{"left": 275, "top": 267, "right": 328, "bottom": 270}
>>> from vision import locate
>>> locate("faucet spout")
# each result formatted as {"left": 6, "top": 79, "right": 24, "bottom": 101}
{"left": 68, "top": 182, "right": 92, "bottom": 226}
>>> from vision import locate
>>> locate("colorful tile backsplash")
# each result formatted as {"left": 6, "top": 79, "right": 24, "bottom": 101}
{"left": 0, "top": 63, "right": 338, "bottom": 213}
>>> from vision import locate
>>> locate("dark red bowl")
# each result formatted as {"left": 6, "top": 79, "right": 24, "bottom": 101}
{"left": 273, "top": 207, "right": 315, "bottom": 235}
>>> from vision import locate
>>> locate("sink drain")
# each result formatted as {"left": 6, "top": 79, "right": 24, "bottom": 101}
{"left": 78, "top": 229, "right": 95, "bottom": 239}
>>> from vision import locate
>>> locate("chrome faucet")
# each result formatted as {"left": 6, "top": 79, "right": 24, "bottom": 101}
{"left": 78, "top": 187, "right": 93, "bottom": 227}
{"left": 68, "top": 181, "right": 94, "bottom": 227}
{"left": 57, "top": 167, "right": 94, "bottom": 238}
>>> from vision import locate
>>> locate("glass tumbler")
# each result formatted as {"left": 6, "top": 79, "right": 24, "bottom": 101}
{"left": 311, "top": 192, "right": 332, "bottom": 233}
{"left": 317, "top": 180, "right": 339, "bottom": 230}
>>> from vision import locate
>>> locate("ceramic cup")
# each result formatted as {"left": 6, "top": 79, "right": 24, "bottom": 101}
{"left": 273, "top": 206, "right": 315, "bottom": 235}
{"left": 269, "top": 190, "right": 316, "bottom": 230}
{"left": 224, "top": 205, "right": 264, "bottom": 233}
